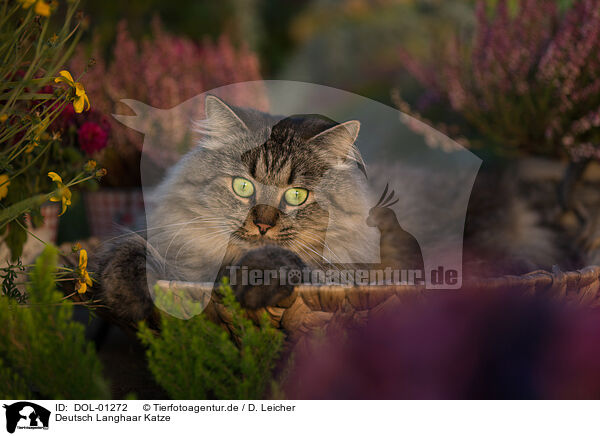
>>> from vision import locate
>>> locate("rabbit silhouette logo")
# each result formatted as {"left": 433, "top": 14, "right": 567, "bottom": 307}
{"left": 3, "top": 402, "right": 50, "bottom": 433}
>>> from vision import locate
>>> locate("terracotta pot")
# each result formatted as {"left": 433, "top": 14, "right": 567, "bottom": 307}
{"left": 84, "top": 189, "right": 145, "bottom": 239}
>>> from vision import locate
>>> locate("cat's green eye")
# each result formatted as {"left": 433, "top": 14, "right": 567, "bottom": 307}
{"left": 232, "top": 177, "right": 255, "bottom": 198}
{"left": 284, "top": 187, "right": 309, "bottom": 206}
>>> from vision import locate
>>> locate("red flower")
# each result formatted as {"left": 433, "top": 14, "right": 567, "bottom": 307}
{"left": 78, "top": 121, "right": 108, "bottom": 154}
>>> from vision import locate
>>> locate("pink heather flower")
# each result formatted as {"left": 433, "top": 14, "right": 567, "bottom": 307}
{"left": 78, "top": 121, "right": 109, "bottom": 154}
{"left": 398, "top": 0, "right": 600, "bottom": 159}
{"left": 69, "top": 17, "right": 266, "bottom": 168}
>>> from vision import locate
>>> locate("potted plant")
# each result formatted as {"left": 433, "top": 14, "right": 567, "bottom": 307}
{"left": 69, "top": 18, "right": 265, "bottom": 238}
{"left": 395, "top": 0, "right": 600, "bottom": 265}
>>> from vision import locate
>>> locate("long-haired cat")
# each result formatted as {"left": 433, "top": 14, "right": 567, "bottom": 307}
{"left": 93, "top": 96, "right": 379, "bottom": 320}
{"left": 92, "top": 96, "right": 560, "bottom": 322}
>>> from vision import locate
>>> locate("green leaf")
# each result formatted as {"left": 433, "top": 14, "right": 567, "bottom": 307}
{"left": 4, "top": 216, "right": 27, "bottom": 262}
{"left": 0, "top": 193, "right": 49, "bottom": 228}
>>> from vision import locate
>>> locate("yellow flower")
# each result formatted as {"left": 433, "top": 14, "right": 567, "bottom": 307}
{"left": 76, "top": 249, "right": 92, "bottom": 294}
{"left": 34, "top": 0, "right": 51, "bottom": 16}
{"left": 0, "top": 114, "right": 8, "bottom": 123}
{"left": 0, "top": 174, "right": 10, "bottom": 200}
{"left": 84, "top": 160, "right": 97, "bottom": 172}
{"left": 54, "top": 70, "right": 90, "bottom": 113}
{"left": 48, "top": 171, "right": 72, "bottom": 216}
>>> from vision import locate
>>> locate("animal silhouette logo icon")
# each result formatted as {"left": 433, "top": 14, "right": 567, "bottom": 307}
{"left": 3, "top": 402, "right": 50, "bottom": 433}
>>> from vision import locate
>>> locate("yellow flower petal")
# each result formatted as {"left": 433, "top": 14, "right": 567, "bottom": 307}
{"left": 0, "top": 174, "right": 10, "bottom": 200}
{"left": 77, "top": 249, "right": 92, "bottom": 292}
{"left": 18, "top": 0, "right": 36, "bottom": 9}
{"left": 79, "top": 249, "right": 88, "bottom": 269}
{"left": 82, "top": 93, "right": 90, "bottom": 111}
{"left": 34, "top": 0, "right": 51, "bottom": 16}
{"left": 54, "top": 70, "right": 74, "bottom": 85}
{"left": 75, "top": 82, "right": 85, "bottom": 96}
{"left": 47, "top": 171, "right": 63, "bottom": 183}
{"left": 0, "top": 114, "right": 8, "bottom": 123}
{"left": 25, "top": 141, "right": 38, "bottom": 153}
{"left": 73, "top": 96, "right": 84, "bottom": 113}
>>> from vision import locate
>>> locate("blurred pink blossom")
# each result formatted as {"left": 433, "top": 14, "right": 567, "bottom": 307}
{"left": 397, "top": 0, "right": 600, "bottom": 160}
{"left": 78, "top": 121, "right": 109, "bottom": 154}
{"left": 286, "top": 289, "right": 600, "bottom": 399}
{"left": 70, "top": 18, "right": 266, "bottom": 170}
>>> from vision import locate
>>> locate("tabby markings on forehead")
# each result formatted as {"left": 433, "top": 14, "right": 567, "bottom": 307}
{"left": 247, "top": 148, "right": 296, "bottom": 187}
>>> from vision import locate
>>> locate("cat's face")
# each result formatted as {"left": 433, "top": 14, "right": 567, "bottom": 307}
{"left": 151, "top": 96, "right": 375, "bottom": 274}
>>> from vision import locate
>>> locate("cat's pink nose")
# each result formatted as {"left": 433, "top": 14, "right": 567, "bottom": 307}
{"left": 254, "top": 221, "right": 272, "bottom": 235}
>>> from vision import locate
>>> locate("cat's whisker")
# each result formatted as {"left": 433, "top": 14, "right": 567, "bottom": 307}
{"left": 289, "top": 241, "right": 342, "bottom": 277}
{"left": 100, "top": 216, "right": 231, "bottom": 249}
{"left": 292, "top": 239, "right": 340, "bottom": 273}
{"left": 285, "top": 241, "right": 322, "bottom": 269}
{"left": 296, "top": 230, "right": 345, "bottom": 266}
{"left": 172, "top": 228, "right": 232, "bottom": 264}
{"left": 162, "top": 219, "right": 231, "bottom": 270}
{"left": 160, "top": 217, "right": 227, "bottom": 262}
{"left": 169, "top": 227, "right": 232, "bottom": 253}
{"left": 294, "top": 231, "right": 344, "bottom": 268}
{"left": 296, "top": 234, "right": 338, "bottom": 266}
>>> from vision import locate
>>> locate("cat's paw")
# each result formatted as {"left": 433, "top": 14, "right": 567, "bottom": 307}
{"left": 226, "top": 246, "right": 306, "bottom": 309}
{"left": 93, "top": 234, "right": 158, "bottom": 322}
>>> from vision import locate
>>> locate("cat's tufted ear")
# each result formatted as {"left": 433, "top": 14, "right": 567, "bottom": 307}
{"left": 308, "top": 120, "right": 366, "bottom": 176}
{"left": 197, "top": 95, "right": 248, "bottom": 137}
{"left": 309, "top": 120, "right": 360, "bottom": 145}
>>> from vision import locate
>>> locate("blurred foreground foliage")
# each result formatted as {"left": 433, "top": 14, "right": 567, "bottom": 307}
{"left": 138, "top": 281, "right": 284, "bottom": 400}
{"left": 0, "top": 246, "right": 109, "bottom": 399}
{"left": 0, "top": 249, "right": 284, "bottom": 400}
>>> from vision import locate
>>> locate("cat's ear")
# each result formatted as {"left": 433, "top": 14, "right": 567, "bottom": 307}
{"left": 197, "top": 95, "right": 248, "bottom": 136}
{"left": 308, "top": 120, "right": 366, "bottom": 176}
{"left": 309, "top": 120, "right": 360, "bottom": 145}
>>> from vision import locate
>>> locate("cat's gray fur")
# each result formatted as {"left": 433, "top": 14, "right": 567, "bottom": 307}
{"left": 92, "top": 96, "right": 561, "bottom": 321}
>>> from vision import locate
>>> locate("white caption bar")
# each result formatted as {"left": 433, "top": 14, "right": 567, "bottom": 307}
{"left": 1, "top": 400, "right": 598, "bottom": 436}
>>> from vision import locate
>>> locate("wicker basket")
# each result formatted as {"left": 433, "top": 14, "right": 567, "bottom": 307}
{"left": 155, "top": 265, "right": 600, "bottom": 342}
